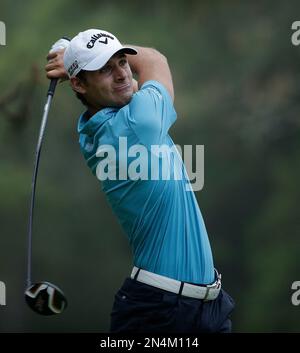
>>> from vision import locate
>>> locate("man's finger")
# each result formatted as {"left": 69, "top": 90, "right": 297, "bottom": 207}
{"left": 46, "top": 69, "right": 63, "bottom": 79}
{"left": 46, "top": 52, "right": 57, "bottom": 61}
{"left": 45, "top": 62, "right": 58, "bottom": 71}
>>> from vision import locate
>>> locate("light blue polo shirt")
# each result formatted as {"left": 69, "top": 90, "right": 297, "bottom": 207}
{"left": 78, "top": 80, "right": 214, "bottom": 284}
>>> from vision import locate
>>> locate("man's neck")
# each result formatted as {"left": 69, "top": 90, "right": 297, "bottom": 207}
{"left": 87, "top": 105, "right": 102, "bottom": 118}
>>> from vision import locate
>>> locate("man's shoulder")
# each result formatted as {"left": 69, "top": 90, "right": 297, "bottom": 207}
{"left": 129, "top": 80, "right": 174, "bottom": 109}
{"left": 138, "top": 80, "right": 170, "bottom": 97}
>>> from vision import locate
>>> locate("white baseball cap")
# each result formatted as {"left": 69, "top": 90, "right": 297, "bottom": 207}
{"left": 64, "top": 29, "right": 137, "bottom": 78}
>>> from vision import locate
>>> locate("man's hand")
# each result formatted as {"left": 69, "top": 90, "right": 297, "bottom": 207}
{"left": 45, "top": 49, "right": 69, "bottom": 81}
{"left": 45, "top": 38, "right": 70, "bottom": 81}
{"left": 132, "top": 78, "right": 138, "bottom": 93}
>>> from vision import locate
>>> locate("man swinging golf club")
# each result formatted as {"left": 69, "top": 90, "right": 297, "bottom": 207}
{"left": 45, "top": 28, "right": 235, "bottom": 332}
{"left": 24, "top": 38, "right": 71, "bottom": 316}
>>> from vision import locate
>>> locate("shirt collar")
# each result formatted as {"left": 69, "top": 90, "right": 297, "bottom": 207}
{"left": 77, "top": 107, "right": 118, "bottom": 135}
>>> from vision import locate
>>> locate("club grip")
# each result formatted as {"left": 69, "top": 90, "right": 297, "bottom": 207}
{"left": 47, "top": 37, "right": 70, "bottom": 97}
{"left": 47, "top": 78, "right": 58, "bottom": 97}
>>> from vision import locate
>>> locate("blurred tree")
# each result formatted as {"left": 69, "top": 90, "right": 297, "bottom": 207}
{"left": 0, "top": 64, "right": 40, "bottom": 131}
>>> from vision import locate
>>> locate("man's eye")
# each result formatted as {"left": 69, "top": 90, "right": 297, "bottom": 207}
{"left": 120, "top": 59, "right": 127, "bottom": 66}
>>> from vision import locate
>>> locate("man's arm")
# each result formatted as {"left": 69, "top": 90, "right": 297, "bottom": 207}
{"left": 126, "top": 46, "right": 174, "bottom": 102}
{"left": 45, "top": 45, "right": 174, "bottom": 100}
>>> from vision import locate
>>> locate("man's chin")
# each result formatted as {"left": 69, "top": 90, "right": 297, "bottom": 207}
{"left": 116, "top": 93, "right": 134, "bottom": 107}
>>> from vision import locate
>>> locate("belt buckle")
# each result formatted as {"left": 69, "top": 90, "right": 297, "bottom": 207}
{"left": 208, "top": 271, "right": 221, "bottom": 289}
{"left": 203, "top": 272, "right": 221, "bottom": 301}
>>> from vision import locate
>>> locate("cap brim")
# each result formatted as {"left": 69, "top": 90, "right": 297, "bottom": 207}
{"left": 83, "top": 46, "right": 137, "bottom": 72}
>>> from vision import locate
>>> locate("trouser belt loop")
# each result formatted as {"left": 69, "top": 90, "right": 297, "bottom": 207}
{"left": 133, "top": 268, "right": 141, "bottom": 280}
{"left": 203, "top": 287, "right": 210, "bottom": 301}
{"left": 178, "top": 282, "right": 184, "bottom": 296}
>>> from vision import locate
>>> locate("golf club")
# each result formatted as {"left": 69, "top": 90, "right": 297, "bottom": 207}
{"left": 25, "top": 37, "right": 70, "bottom": 316}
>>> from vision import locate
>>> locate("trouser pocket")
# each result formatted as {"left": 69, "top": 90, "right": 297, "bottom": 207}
{"left": 199, "top": 289, "right": 235, "bottom": 333}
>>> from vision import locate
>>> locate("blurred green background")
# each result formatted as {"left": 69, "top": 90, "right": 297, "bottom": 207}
{"left": 0, "top": 0, "right": 299, "bottom": 332}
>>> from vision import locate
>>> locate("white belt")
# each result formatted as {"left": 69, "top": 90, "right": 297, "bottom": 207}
{"left": 130, "top": 267, "right": 221, "bottom": 301}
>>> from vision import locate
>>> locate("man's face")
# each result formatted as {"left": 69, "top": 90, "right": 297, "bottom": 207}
{"left": 74, "top": 53, "right": 134, "bottom": 112}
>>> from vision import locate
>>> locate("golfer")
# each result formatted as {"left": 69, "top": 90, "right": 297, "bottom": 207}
{"left": 45, "top": 29, "right": 235, "bottom": 333}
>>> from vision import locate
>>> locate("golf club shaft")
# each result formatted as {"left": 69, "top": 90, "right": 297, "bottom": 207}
{"left": 26, "top": 78, "right": 58, "bottom": 288}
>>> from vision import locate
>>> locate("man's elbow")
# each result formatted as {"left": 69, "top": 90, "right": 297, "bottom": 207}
{"left": 146, "top": 47, "right": 168, "bottom": 63}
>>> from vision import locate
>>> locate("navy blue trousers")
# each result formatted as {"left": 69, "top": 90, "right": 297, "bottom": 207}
{"left": 110, "top": 278, "right": 235, "bottom": 333}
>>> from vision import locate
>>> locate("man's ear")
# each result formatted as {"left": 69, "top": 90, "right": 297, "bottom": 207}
{"left": 70, "top": 77, "right": 86, "bottom": 94}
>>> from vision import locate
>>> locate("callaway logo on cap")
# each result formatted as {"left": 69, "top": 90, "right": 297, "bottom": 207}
{"left": 86, "top": 32, "right": 115, "bottom": 48}
{"left": 64, "top": 29, "right": 137, "bottom": 78}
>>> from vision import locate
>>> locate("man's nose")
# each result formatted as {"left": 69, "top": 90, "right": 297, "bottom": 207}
{"left": 114, "top": 66, "right": 127, "bottom": 80}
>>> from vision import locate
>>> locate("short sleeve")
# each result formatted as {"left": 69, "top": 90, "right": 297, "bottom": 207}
{"left": 127, "top": 80, "right": 177, "bottom": 147}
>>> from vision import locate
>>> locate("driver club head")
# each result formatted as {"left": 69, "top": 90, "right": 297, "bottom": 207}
{"left": 25, "top": 281, "right": 67, "bottom": 316}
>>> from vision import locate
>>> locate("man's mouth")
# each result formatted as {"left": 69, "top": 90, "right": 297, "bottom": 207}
{"left": 114, "top": 83, "right": 131, "bottom": 93}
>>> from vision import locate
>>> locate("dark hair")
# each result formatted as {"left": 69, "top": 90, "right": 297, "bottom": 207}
{"left": 75, "top": 70, "right": 89, "bottom": 106}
